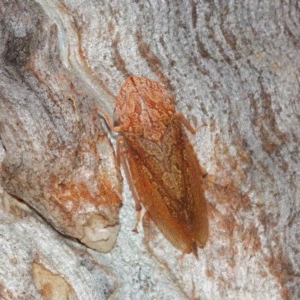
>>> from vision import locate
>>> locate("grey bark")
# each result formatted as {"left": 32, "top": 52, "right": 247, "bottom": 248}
{"left": 0, "top": 1, "right": 299, "bottom": 299}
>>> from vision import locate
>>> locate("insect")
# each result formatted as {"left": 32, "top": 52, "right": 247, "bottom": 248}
{"left": 112, "top": 76, "right": 208, "bottom": 257}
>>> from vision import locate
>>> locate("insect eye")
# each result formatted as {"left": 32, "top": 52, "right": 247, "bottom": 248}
{"left": 113, "top": 120, "right": 120, "bottom": 127}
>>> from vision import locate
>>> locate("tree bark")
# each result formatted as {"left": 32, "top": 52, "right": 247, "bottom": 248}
{"left": 0, "top": 1, "right": 299, "bottom": 299}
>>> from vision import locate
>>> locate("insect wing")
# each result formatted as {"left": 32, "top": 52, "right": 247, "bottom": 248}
{"left": 122, "top": 115, "right": 208, "bottom": 253}
{"left": 174, "top": 119, "right": 209, "bottom": 248}
{"left": 162, "top": 115, "right": 208, "bottom": 249}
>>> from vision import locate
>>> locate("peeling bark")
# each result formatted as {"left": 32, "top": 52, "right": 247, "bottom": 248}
{"left": 0, "top": 1, "right": 299, "bottom": 299}
{"left": 0, "top": 0, "right": 122, "bottom": 253}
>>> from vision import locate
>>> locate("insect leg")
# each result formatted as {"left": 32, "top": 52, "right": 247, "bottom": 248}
{"left": 174, "top": 112, "right": 206, "bottom": 134}
{"left": 96, "top": 104, "right": 115, "bottom": 131}
{"left": 119, "top": 148, "right": 143, "bottom": 233}
{"left": 141, "top": 211, "right": 152, "bottom": 251}
{"left": 115, "top": 136, "right": 125, "bottom": 168}
{"left": 204, "top": 174, "right": 229, "bottom": 188}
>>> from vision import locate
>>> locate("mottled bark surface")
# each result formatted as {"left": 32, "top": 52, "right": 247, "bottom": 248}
{"left": 0, "top": 1, "right": 299, "bottom": 299}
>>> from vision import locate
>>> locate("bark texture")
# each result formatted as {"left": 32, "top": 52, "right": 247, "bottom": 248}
{"left": 0, "top": 1, "right": 299, "bottom": 299}
{"left": 0, "top": 0, "right": 122, "bottom": 254}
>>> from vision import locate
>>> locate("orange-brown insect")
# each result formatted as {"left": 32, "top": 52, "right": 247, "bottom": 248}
{"left": 113, "top": 76, "right": 208, "bottom": 256}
